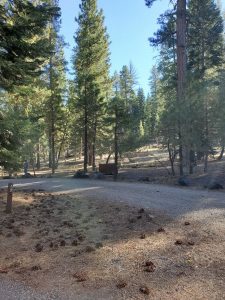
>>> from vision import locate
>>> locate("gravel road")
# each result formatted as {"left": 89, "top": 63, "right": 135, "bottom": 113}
{"left": 0, "top": 177, "right": 224, "bottom": 218}
{"left": 0, "top": 177, "right": 225, "bottom": 299}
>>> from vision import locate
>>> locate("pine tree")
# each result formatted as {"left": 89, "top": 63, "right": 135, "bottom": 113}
{"left": 136, "top": 88, "right": 146, "bottom": 137}
{"left": 145, "top": 66, "right": 159, "bottom": 139}
{"left": 187, "top": 0, "right": 224, "bottom": 172}
{"left": 0, "top": 0, "right": 60, "bottom": 90}
{"left": 44, "top": 2, "right": 67, "bottom": 174}
{"left": 146, "top": 0, "right": 188, "bottom": 175}
{"left": 73, "top": 0, "right": 111, "bottom": 172}
{"left": 107, "top": 73, "right": 127, "bottom": 175}
{"left": 146, "top": 0, "right": 224, "bottom": 175}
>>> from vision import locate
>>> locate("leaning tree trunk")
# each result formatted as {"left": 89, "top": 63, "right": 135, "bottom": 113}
{"left": 106, "top": 152, "right": 112, "bottom": 164}
{"left": 217, "top": 145, "right": 224, "bottom": 160}
{"left": 176, "top": 0, "right": 187, "bottom": 176}
{"left": 56, "top": 125, "right": 68, "bottom": 168}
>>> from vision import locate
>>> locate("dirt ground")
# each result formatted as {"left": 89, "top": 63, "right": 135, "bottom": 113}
{"left": 3, "top": 145, "right": 225, "bottom": 193}
{"left": 35, "top": 146, "right": 225, "bottom": 190}
{"left": 0, "top": 188, "right": 225, "bottom": 299}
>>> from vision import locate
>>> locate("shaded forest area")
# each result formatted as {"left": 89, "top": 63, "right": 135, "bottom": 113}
{"left": 0, "top": 0, "right": 225, "bottom": 184}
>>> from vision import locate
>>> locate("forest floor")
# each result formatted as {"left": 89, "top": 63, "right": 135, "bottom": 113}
{"left": 2, "top": 145, "right": 225, "bottom": 190}
{"left": 35, "top": 145, "right": 225, "bottom": 190}
{"left": 0, "top": 183, "right": 225, "bottom": 299}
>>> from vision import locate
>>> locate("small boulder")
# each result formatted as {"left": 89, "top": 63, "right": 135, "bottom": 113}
{"left": 73, "top": 170, "right": 89, "bottom": 179}
{"left": 138, "top": 177, "right": 150, "bottom": 182}
{"left": 208, "top": 182, "right": 223, "bottom": 190}
{"left": 178, "top": 176, "right": 190, "bottom": 187}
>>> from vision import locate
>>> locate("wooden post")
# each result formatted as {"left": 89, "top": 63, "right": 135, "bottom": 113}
{"left": 6, "top": 183, "right": 13, "bottom": 214}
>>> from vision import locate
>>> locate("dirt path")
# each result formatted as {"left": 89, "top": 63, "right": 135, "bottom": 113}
{"left": 0, "top": 178, "right": 225, "bottom": 299}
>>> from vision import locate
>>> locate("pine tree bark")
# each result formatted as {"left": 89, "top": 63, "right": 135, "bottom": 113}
{"left": 114, "top": 106, "right": 119, "bottom": 180}
{"left": 92, "top": 121, "right": 97, "bottom": 171}
{"left": 48, "top": 134, "right": 52, "bottom": 168}
{"left": 48, "top": 27, "right": 55, "bottom": 174}
{"left": 176, "top": 0, "right": 187, "bottom": 176}
{"left": 84, "top": 104, "right": 88, "bottom": 173}
{"left": 36, "top": 142, "right": 41, "bottom": 170}
{"left": 167, "top": 142, "right": 176, "bottom": 176}
{"left": 189, "top": 150, "right": 195, "bottom": 174}
{"left": 204, "top": 102, "right": 209, "bottom": 173}
{"left": 50, "top": 105, "right": 56, "bottom": 174}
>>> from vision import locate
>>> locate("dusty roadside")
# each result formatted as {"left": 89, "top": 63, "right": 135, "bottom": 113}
{"left": 0, "top": 186, "right": 225, "bottom": 299}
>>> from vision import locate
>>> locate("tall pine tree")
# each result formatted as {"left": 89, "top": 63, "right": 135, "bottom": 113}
{"left": 73, "top": 0, "right": 111, "bottom": 172}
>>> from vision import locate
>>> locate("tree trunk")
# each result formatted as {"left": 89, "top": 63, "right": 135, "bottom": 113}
{"left": 92, "top": 121, "right": 97, "bottom": 171}
{"left": 204, "top": 99, "right": 209, "bottom": 173}
{"left": 51, "top": 115, "right": 55, "bottom": 174}
{"left": 176, "top": 0, "right": 187, "bottom": 176}
{"left": 56, "top": 126, "right": 67, "bottom": 168}
{"left": 49, "top": 28, "right": 55, "bottom": 175}
{"left": 36, "top": 142, "right": 41, "bottom": 170}
{"left": 88, "top": 143, "right": 92, "bottom": 166}
{"left": 217, "top": 145, "right": 224, "bottom": 160}
{"left": 167, "top": 142, "right": 175, "bottom": 176}
{"left": 106, "top": 152, "right": 112, "bottom": 164}
{"left": 80, "top": 137, "right": 83, "bottom": 159}
{"left": 84, "top": 105, "right": 88, "bottom": 173}
{"left": 48, "top": 134, "right": 52, "bottom": 168}
{"left": 204, "top": 152, "right": 208, "bottom": 173}
{"left": 189, "top": 149, "right": 195, "bottom": 174}
{"left": 179, "top": 143, "right": 183, "bottom": 176}
{"left": 114, "top": 106, "right": 119, "bottom": 181}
